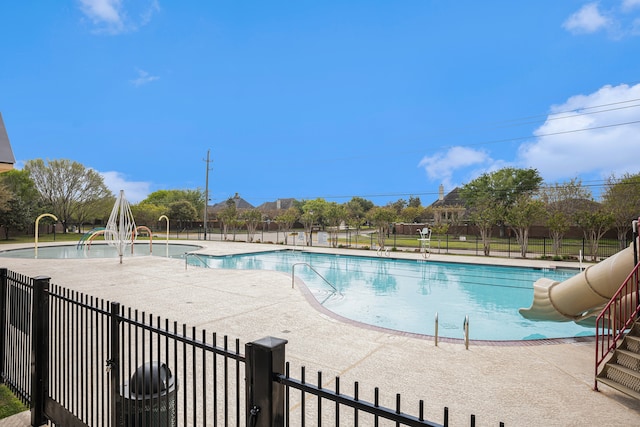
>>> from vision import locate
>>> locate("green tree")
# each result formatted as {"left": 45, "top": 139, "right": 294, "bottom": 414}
{"left": 131, "top": 203, "right": 166, "bottom": 230}
{"left": 324, "top": 202, "right": 348, "bottom": 247}
{"left": 399, "top": 205, "right": 430, "bottom": 223}
{"left": 408, "top": 195, "right": 421, "bottom": 208}
{"left": 168, "top": 200, "right": 198, "bottom": 230}
{"left": 538, "top": 178, "right": 592, "bottom": 257}
{"left": 574, "top": 206, "right": 614, "bottom": 262}
{"left": 0, "top": 170, "right": 39, "bottom": 239}
{"left": 346, "top": 197, "right": 373, "bottom": 247}
{"left": 387, "top": 198, "right": 407, "bottom": 215}
{"left": 24, "top": 159, "right": 113, "bottom": 232}
{"left": 505, "top": 195, "right": 546, "bottom": 258}
{"left": 275, "top": 207, "right": 299, "bottom": 245}
{"left": 141, "top": 189, "right": 205, "bottom": 217}
{"left": 459, "top": 167, "right": 542, "bottom": 256}
{"left": 241, "top": 209, "right": 262, "bottom": 242}
{"left": 301, "top": 198, "right": 329, "bottom": 245}
{"left": 219, "top": 197, "right": 238, "bottom": 240}
{"left": 430, "top": 222, "right": 449, "bottom": 253}
{"left": 602, "top": 173, "right": 640, "bottom": 248}
{"left": 366, "top": 206, "right": 397, "bottom": 249}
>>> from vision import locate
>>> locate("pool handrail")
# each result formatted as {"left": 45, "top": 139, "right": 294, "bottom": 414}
{"left": 291, "top": 262, "right": 340, "bottom": 295}
{"left": 184, "top": 252, "right": 211, "bottom": 269}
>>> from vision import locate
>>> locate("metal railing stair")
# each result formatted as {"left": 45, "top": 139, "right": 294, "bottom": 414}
{"left": 596, "top": 320, "right": 640, "bottom": 400}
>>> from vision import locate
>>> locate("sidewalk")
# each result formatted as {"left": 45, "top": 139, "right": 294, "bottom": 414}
{"left": 0, "top": 411, "right": 29, "bottom": 427}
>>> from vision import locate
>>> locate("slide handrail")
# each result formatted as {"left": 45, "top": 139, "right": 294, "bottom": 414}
{"left": 594, "top": 260, "right": 640, "bottom": 390}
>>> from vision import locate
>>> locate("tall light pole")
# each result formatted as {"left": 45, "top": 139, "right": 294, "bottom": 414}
{"left": 203, "top": 149, "right": 212, "bottom": 240}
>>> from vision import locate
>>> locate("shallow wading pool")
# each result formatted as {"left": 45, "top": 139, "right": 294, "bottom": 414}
{"left": 0, "top": 242, "right": 202, "bottom": 259}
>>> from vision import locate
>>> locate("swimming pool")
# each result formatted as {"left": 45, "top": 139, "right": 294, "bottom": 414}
{"left": 187, "top": 250, "right": 593, "bottom": 341}
{"left": 0, "top": 243, "right": 202, "bottom": 259}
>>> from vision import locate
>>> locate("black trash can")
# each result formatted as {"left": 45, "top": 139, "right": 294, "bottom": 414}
{"left": 122, "top": 361, "right": 177, "bottom": 427}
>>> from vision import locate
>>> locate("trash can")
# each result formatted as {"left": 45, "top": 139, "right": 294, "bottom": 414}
{"left": 122, "top": 361, "right": 177, "bottom": 427}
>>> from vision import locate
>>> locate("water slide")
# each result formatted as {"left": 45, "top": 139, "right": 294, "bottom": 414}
{"left": 519, "top": 243, "right": 636, "bottom": 324}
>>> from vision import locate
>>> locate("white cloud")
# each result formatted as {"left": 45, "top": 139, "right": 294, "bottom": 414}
{"left": 100, "top": 171, "right": 151, "bottom": 203}
{"left": 418, "top": 146, "right": 501, "bottom": 190}
{"left": 517, "top": 83, "right": 640, "bottom": 182}
{"left": 130, "top": 68, "right": 160, "bottom": 86}
{"left": 563, "top": 3, "right": 610, "bottom": 34}
{"left": 77, "top": 0, "right": 160, "bottom": 34}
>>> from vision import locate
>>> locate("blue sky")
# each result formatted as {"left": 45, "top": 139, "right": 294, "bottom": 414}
{"left": 2, "top": 1, "right": 640, "bottom": 206}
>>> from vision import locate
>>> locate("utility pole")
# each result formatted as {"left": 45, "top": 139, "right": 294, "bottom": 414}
{"left": 204, "top": 149, "right": 212, "bottom": 240}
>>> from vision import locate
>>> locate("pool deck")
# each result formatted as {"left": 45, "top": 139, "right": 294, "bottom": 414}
{"left": 1, "top": 240, "right": 640, "bottom": 426}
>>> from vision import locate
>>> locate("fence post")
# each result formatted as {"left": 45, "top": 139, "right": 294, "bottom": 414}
{"left": 0, "top": 268, "right": 7, "bottom": 384}
{"left": 109, "top": 302, "right": 121, "bottom": 427}
{"left": 30, "top": 275, "right": 50, "bottom": 427}
{"left": 245, "top": 336, "right": 288, "bottom": 427}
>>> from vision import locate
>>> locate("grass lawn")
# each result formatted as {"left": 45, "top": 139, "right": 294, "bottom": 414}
{"left": 0, "top": 385, "right": 27, "bottom": 419}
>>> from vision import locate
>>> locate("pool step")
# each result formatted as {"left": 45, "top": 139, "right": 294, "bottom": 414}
{"left": 597, "top": 320, "right": 640, "bottom": 400}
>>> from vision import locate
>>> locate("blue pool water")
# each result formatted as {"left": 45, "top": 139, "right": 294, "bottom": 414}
{"left": 188, "top": 250, "right": 594, "bottom": 341}
{"left": 0, "top": 243, "right": 202, "bottom": 259}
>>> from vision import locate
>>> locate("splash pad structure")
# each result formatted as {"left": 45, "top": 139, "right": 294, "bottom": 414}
{"left": 105, "top": 190, "right": 136, "bottom": 263}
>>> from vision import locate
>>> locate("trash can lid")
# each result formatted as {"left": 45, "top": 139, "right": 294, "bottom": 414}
{"left": 129, "top": 361, "right": 176, "bottom": 398}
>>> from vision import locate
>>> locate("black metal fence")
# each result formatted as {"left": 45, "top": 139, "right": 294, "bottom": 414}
{"left": 1, "top": 267, "right": 505, "bottom": 426}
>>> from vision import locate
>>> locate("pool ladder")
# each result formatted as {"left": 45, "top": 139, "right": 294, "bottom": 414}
{"left": 433, "top": 313, "right": 470, "bottom": 349}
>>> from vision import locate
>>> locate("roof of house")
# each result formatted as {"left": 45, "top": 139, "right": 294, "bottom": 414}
{"left": 429, "top": 187, "right": 464, "bottom": 208}
{"left": 0, "top": 113, "right": 16, "bottom": 172}
{"left": 209, "top": 193, "right": 255, "bottom": 212}
{"left": 256, "top": 198, "right": 296, "bottom": 211}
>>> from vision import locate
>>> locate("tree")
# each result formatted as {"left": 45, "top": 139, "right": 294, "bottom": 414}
{"left": 141, "top": 189, "right": 205, "bottom": 217}
{"left": 505, "top": 195, "right": 546, "bottom": 257}
{"left": 459, "top": 167, "right": 543, "bottom": 256}
{"left": 74, "top": 195, "right": 114, "bottom": 232}
{"left": 366, "top": 207, "right": 397, "bottom": 249}
{"left": 241, "top": 209, "right": 262, "bottom": 242}
{"left": 574, "top": 205, "right": 614, "bottom": 262}
{"left": 538, "top": 178, "right": 592, "bottom": 257}
{"left": 399, "top": 206, "right": 430, "bottom": 223}
{"left": 275, "top": 207, "right": 298, "bottom": 245}
{"left": 408, "top": 196, "right": 421, "bottom": 208}
{"left": 324, "top": 202, "right": 348, "bottom": 247}
{"left": 24, "top": 159, "right": 114, "bottom": 232}
{"left": 301, "top": 199, "right": 328, "bottom": 245}
{"left": 430, "top": 222, "right": 449, "bottom": 253}
{"left": 601, "top": 173, "right": 640, "bottom": 248}
{"left": 387, "top": 198, "right": 407, "bottom": 215}
{"left": 218, "top": 197, "right": 239, "bottom": 240}
{"left": 168, "top": 200, "right": 198, "bottom": 229}
{"left": 346, "top": 197, "right": 373, "bottom": 247}
{"left": 131, "top": 203, "right": 166, "bottom": 230}
{"left": 0, "top": 170, "right": 39, "bottom": 239}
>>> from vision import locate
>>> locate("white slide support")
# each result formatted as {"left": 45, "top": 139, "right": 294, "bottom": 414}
{"left": 519, "top": 243, "right": 636, "bottom": 323}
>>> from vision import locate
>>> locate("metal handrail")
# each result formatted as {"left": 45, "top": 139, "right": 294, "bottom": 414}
{"left": 184, "top": 252, "right": 211, "bottom": 270}
{"left": 463, "top": 315, "right": 469, "bottom": 350}
{"left": 291, "top": 262, "right": 339, "bottom": 294}
{"left": 594, "top": 261, "right": 640, "bottom": 390}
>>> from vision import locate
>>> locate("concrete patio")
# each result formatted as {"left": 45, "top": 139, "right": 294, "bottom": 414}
{"left": 1, "top": 240, "right": 639, "bottom": 426}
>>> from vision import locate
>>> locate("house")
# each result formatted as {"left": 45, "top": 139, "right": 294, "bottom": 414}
{"left": 209, "top": 193, "right": 255, "bottom": 213}
{"left": 429, "top": 185, "right": 466, "bottom": 225}
{"left": 0, "top": 113, "right": 16, "bottom": 173}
